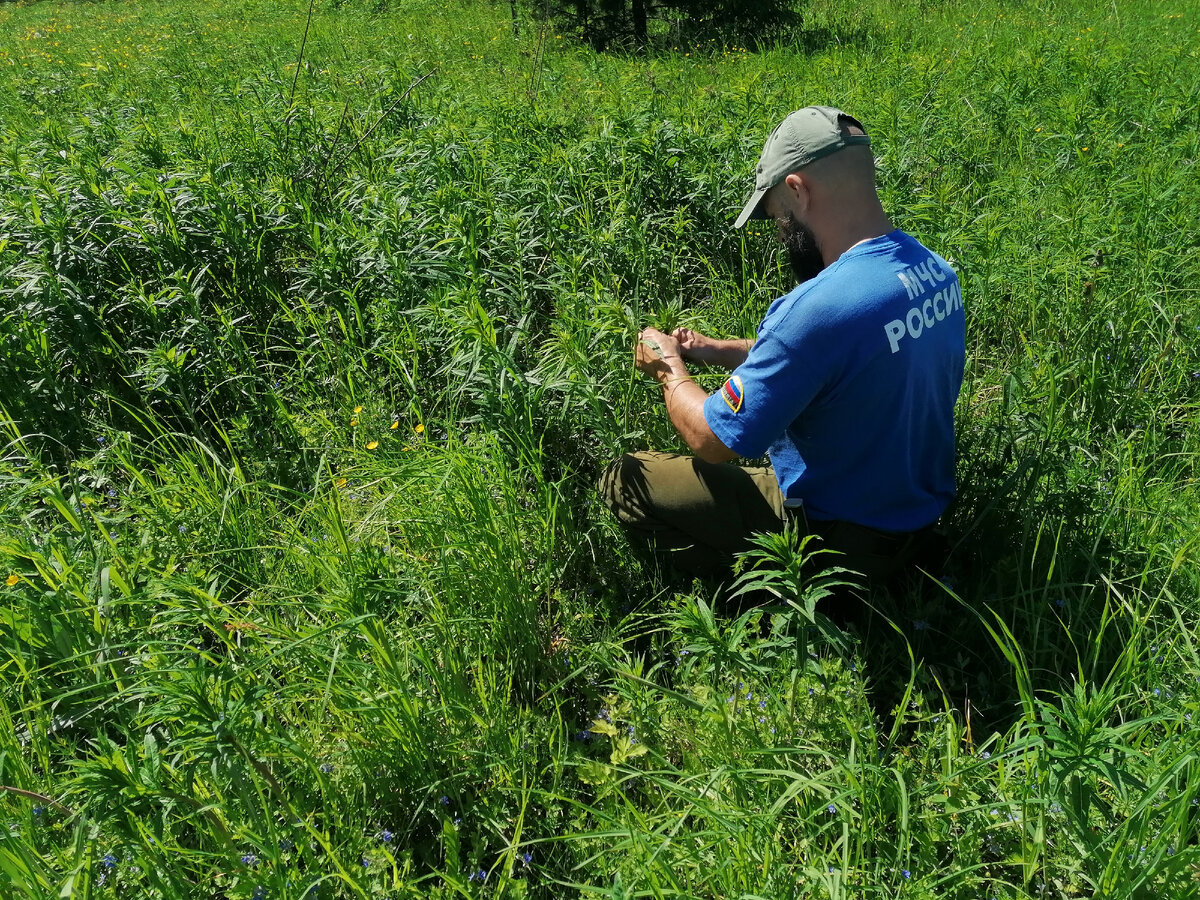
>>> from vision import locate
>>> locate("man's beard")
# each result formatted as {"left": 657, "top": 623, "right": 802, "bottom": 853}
{"left": 781, "top": 214, "right": 826, "bottom": 284}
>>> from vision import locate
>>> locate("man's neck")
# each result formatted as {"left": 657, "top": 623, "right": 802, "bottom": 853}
{"left": 819, "top": 211, "right": 894, "bottom": 265}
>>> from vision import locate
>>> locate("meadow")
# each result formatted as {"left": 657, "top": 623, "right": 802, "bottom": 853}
{"left": 0, "top": 0, "right": 1198, "bottom": 896}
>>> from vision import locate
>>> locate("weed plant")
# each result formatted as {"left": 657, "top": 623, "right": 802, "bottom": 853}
{"left": 1, "top": 0, "right": 1198, "bottom": 897}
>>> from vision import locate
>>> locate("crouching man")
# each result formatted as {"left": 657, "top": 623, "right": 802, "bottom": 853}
{"left": 600, "top": 106, "right": 966, "bottom": 584}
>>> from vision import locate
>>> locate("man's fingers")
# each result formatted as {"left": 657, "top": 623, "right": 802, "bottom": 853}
{"left": 639, "top": 337, "right": 665, "bottom": 358}
{"left": 673, "top": 327, "right": 707, "bottom": 349}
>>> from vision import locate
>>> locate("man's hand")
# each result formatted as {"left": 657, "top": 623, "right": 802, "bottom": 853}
{"left": 671, "top": 328, "right": 753, "bottom": 369}
{"left": 671, "top": 327, "right": 720, "bottom": 364}
{"left": 635, "top": 327, "right": 686, "bottom": 383}
{"left": 633, "top": 327, "right": 737, "bottom": 464}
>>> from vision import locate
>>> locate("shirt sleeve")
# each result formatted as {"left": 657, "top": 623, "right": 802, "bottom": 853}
{"left": 703, "top": 332, "right": 826, "bottom": 459}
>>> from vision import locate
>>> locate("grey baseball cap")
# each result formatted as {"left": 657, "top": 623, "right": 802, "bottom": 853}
{"left": 734, "top": 106, "right": 871, "bottom": 228}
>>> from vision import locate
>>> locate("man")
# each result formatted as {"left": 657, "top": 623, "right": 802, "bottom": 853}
{"left": 600, "top": 106, "right": 966, "bottom": 584}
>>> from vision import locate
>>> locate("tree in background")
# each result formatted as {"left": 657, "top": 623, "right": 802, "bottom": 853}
{"left": 532, "top": 0, "right": 803, "bottom": 51}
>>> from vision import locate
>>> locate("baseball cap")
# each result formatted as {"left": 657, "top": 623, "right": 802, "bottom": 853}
{"left": 734, "top": 106, "right": 871, "bottom": 228}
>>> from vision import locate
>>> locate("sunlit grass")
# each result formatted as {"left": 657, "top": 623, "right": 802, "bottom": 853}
{"left": 1, "top": 0, "right": 1198, "bottom": 896}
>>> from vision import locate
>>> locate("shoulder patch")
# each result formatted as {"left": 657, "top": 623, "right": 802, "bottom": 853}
{"left": 720, "top": 376, "right": 744, "bottom": 413}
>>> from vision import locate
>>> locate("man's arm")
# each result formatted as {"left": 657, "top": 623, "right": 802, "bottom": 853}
{"left": 635, "top": 328, "right": 738, "bottom": 464}
{"left": 672, "top": 328, "right": 753, "bottom": 369}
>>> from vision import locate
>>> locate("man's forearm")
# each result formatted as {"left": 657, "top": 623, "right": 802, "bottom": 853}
{"left": 657, "top": 364, "right": 737, "bottom": 464}
{"left": 710, "top": 338, "right": 754, "bottom": 369}
{"left": 636, "top": 327, "right": 738, "bottom": 463}
{"left": 679, "top": 334, "right": 754, "bottom": 369}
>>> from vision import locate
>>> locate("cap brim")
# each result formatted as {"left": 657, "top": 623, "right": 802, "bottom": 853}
{"left": 734, "top": 187, "right": 769, "bottom": 229}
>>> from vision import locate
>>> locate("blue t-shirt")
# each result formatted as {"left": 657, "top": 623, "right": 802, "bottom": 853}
{"left": 703, "top": 229, "right": 965, "bottom": 532}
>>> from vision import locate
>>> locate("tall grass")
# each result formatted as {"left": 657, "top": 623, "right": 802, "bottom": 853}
{"left": 1, "top": 0, "right": 1198, "bottom": 896}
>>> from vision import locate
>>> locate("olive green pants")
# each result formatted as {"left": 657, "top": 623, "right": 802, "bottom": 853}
{"left": 599, "top": 451, "right": 787, "bottom": 578}
{"left": 599, "top": 451, "right": 932, "bottom": 582}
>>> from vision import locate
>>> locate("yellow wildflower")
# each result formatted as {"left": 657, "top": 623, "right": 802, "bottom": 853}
{"left": 336, "top": 478, "right": 347, "bottom": 488}
{"left": 390, "top": 421, "right": 399, "bottom": 430}
{"left": 353, "top": 406, "right": 363, "bottom": 413}
{"left": 5, "top": 574, "right": 19, "bottom": 586}
{"left": 415, "top": 423, "right": 425, "bottom": 434}
{"left": 366, "top": 441, "right": 379, "bottom": 450}
{"left": 350, "top": 418, "right": 358, "bottom": 426}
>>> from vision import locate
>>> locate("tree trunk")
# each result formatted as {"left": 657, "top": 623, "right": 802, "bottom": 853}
{"left": 632, "top": 0, "right": 647, "bottom": 45}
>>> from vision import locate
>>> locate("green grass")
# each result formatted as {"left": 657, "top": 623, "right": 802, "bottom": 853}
{"left": 1, "top": 0, "right": 1199, "bottom": 896}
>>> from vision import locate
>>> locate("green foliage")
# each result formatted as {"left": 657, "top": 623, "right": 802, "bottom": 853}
{"left": 0, "top": 0, "right": 1198, "bottom": 896}
{"left": 540, "top": 0, "right": 804, "bottom": 51}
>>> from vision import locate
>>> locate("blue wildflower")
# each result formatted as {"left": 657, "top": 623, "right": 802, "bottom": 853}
{"left": 101, "top": 853, "right": 117, "bottom": 869}
{"left": 901, "top": 869, "right": 911, "bottom": 880}
{"left": 827, "top": 804, "right": 836, "bottom": 814}
{"left": 379, "top": 829, "right": 394, "bottom": 844}
{"left": 241, "top": 853, "right": 258, "bottom": 866}
{"left": 439, "top": 795, "right": 450, "bottom": 805}
{"left": 522, "top": 851, "right": 532, "bottom": 864}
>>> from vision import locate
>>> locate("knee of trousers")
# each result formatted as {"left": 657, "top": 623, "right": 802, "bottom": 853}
{"left": 597, "top": 452, "right": 657, "bottom": 532}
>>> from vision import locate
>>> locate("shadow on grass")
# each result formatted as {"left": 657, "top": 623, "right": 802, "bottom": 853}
{"left": 669, "top": 16, "right": 876, "bottom": 56}
{"left": 850, "top": 443, "right": 1134, "bottom": 741}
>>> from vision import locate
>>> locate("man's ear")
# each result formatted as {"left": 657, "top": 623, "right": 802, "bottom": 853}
{"left": 781, "top": 172, "right": 810, "bottom": 216}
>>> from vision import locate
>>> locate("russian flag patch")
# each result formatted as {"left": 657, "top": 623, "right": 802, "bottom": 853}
{"left": 721, "top": 376, "right": 744, "bottom": 413}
